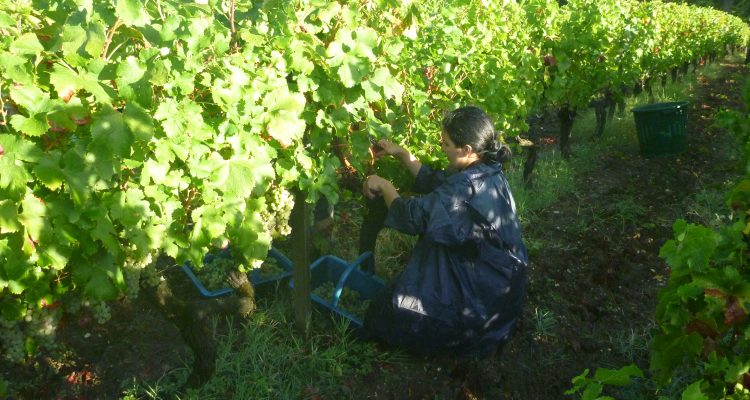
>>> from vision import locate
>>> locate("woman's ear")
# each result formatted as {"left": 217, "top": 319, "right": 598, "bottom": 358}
{"left": 462, "top": 144, "right": 474, "bottom": 155}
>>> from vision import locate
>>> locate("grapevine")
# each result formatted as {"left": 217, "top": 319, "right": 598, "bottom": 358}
{"left": 0, "top": 0, "right": 747, "bottom": 362}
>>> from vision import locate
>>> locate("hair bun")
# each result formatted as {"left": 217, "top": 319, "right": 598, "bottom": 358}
{"left": 497, "top": 143, "right": 512, "bottom": 164}
{"left": 481, "top": 136, "right": 511, "bottom": 165}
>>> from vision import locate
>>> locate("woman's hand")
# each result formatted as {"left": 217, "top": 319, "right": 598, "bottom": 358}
{"left": 372, "top": 139, "right": 422, "bottom": 178}
{"left": 363, "top": 175, "right": 400, "bottom": 206}
{"left": 363, "top": 175, "right": 388, "bottom": 199}
{"left": 373, "top": 139, "right": 405, "bottom": 159}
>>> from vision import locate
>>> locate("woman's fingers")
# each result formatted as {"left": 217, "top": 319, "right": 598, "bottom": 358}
{"left": 362, "top": 175, "right": 383, "bottom": 199}
{"left": 376, "top": 139, "right": 402, "bottom": 156}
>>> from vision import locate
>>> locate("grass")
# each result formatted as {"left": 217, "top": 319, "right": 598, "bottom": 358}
{"left": 123, "top": 296, "right": 402, "bottom": 399}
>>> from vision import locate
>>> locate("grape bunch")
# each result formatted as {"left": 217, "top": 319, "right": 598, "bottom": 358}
{"left": 195, "top": 256, "right": 237, "bottom": 291}
{"left": 24, "top": 306, "right": 59, "bottom": 350}
{"left": 312, "top": 282, "right": 372, "bottom": 320}
{"left": 122, "top": 252, "right": 155, "bottom": 299}
{"left": 0, "top": 317, "right": 25, "bottom": 362}
{"left": 63, "top": 295, "right": 82, "bottom": 314}
{"left": 123, "top": 267, "right": 141, "bottom": 299}
{"left": 0, "top": 305, "right": 61, "bottom": 362}
{"left": 141, "top": 264, "right": 162, "bottom": 288}
{"left": 257, "top": 257, "right": 285, "bottom": 278}
{"left": 90, "top": 301, "right": 112, "bottom": 324}
{"left": 260, "top": 186, "right": 295, "bottom": 239}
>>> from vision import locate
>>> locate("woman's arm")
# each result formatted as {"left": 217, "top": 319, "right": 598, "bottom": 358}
{"left": 374, "top": 139, "right": 422, "bottom": 178}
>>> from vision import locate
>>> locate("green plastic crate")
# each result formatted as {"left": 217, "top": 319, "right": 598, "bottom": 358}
{"left": 631, "top": 101, "right": 689, "bottom": 157}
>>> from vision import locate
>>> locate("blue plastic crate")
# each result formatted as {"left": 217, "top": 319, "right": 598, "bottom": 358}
{"left": 182, "top": 247, "right": 293, "bottom": 298}
{"left": 290, "top": 252, "right": 387, "bottom": 328}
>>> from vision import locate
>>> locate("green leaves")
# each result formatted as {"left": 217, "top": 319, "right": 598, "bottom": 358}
{"left": 680, "top": 381, "right": 708, "bottom": 400}
{"left": 116, "top": 0, "right": 152, "bottom": 27}
{"left": 326, "top": 27, "right": 380, "bottom": 88}
{"left": 71, "top": 251, "right": 123, "bottom": 300}
{"left": 0, "top": 135, "right": 42, "bottom": 199}
{"left": 90, "top": 105, "right": 133, "bottom": 158}
{"left": 211, "top": 155, "right": 275, "bottom": 200}
{"left": 566, "top": 365, "right": 643, "bottom": 400}
{"left": 370, "top": 67, "right": 405, "bottom": 103}
{"left": 9, "top": 85, "right": 50, "bottom": 115}
{"left": 9, "top": 33, "right": 44, "bottom": 55}
{"left": 0, "top": 201, "right": 20, "bottom": 234}
{"left": 0, "top": 0, "right": 747, "bottom": 366}
{"left": 263, "top": 89, "right": 307, "bottom": 148}
{"left": 659, "top": 220, "right": 720, "bottom": 275}
{"left": 593, "top": 365, "right": 644, "bottom": 386}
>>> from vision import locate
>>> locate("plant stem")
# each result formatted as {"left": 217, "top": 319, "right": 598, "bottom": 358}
{"left": 155, "top": 0, "right": 166, "bottom": 22}
{"left": 229, "top": 0, "right": 237, "bottom": 51}
{"left": 102, "top": 18, "right": 123, "bottom": 60}
{"left": 0, "top": 84, "right": 6, "bottom": 127}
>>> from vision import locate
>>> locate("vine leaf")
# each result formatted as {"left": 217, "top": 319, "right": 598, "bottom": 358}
{"left": 9, "top": 33, "right": 44, "bottom": 55}
{"left": 681, "top": 381, "right": 708, "bottom": 400}
{"left": 264, "top": 89, "right": 306, "bottom": 148}
{"left": 116, "top": 0, "right": 151, "bottom": 27}
{"left": 72, "top": 251, "right": 122, "bottom": 300}
{"left": 91, "top": 105, "right": 132, "bottom": 158}
{"left": 724, "top": 296, "right": 747, "bottom": 327}
{"left": 593, "top": 365, "right": 644, "bottom": 386}
{"left": 0, "top": 200, "right": 20, "bottom": 234}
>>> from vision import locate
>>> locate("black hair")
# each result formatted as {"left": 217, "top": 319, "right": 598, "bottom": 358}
{"left": 441, "top": 106, "right": 512, "bottom": 165}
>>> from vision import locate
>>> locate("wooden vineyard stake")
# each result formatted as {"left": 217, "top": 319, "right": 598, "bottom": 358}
{"left": 290, "top": 188, "right": 312, "bottom": 333}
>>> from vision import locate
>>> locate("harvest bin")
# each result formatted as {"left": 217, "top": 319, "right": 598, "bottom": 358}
{"left": 631, "top": 101, "right": 689, "bottom": 157}
{"left": 290, "top": 252, "right": 386, "bottom": 329}
{"left": 182, "top": 247, "right": 293, "bottom": 298}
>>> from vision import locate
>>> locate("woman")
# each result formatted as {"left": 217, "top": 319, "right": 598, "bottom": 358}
{"left": 362, "top": 106, "right": 528, "bottom": 357}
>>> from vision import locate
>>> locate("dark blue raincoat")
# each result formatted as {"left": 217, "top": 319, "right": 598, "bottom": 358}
{"left": 363, "top": 161, "right": 528, "bottom": 357}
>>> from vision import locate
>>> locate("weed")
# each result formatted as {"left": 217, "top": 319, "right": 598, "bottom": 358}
{"left": 684, "top": 187, "right": 732, "bottom": 229}
{"left": 532, "top": 307, "right": 557, "bottom": 340}
{"left": 374, "top": 229, "right": 416, "bottom": 280}
{"left": 608, "top": 326, "right": 652, "bottom": 364}
{"left": 610, "top": 196, "right": 647, "bottom": 232}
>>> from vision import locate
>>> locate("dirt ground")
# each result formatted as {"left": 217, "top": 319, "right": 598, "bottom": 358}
{"left": 1, "top": 59, "right": 746, "bottom": 399}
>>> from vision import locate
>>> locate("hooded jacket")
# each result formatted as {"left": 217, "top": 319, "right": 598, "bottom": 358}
{"left": 365, "top": 161, "right": 528, "bottom": 356}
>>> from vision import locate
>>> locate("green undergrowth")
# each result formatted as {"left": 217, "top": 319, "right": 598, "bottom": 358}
{"left": 123, "top": 295, "right": 401, "bottom": 399}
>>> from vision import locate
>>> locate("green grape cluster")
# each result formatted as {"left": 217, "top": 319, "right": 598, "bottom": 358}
{"left": 89, "top": 301, "right": 111, "bottom": 324}
{"left": 260, "top": 186, "right": 295, "bottom": 239}
{"left": 257, "top": 257, "right": 285, "bottom": 278}
{"left": 0, "top": 317, "right": 26, "bottom": 362}
{"left": 24, "top": 306, "right": 58, "bottom": 350}
{"left": 63, "top": 295, "right": 82, "bottom": 315}
{"left": 195, "top": 257, "right": 237, "bottom": 291}
{"left": 122, "top": 253, "right": 155, "bottom": 299}
{"left": 141, "top": 264, "right": 162, "bottom": 288}
{"left": 0, "top": 306, "right": 61, "bottom": 361}
{"left": 123, "top": 267, "right": 141, "bottom": 299}
{"left": 312, "top": 282, "right": 372, "bottom": 321}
